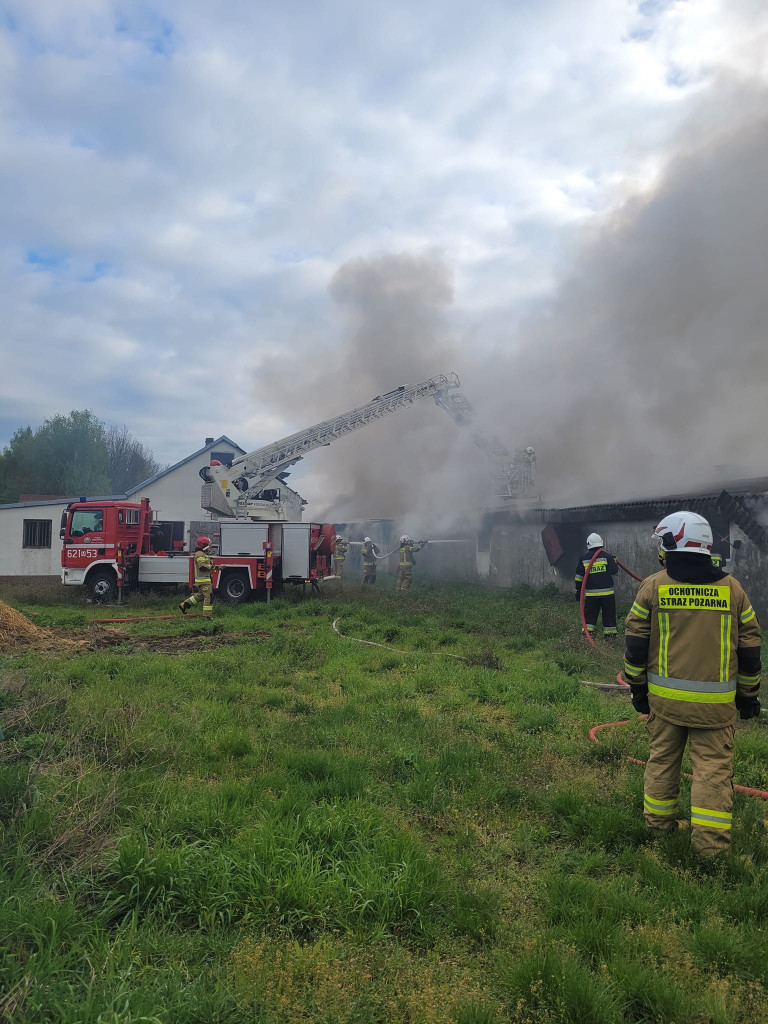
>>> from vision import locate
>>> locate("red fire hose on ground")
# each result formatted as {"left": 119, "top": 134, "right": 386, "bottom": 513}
{"left": 581, "top": 557, "right": 768, "bottom": 798}
{"left": 589, "top": 718, "right": 768, "bottom": 800}
{"left": 579, "top": 550, "right": 644, "bottom": 649}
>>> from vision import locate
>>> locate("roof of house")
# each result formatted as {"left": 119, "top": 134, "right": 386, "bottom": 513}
{"left": 0, "top": 436, "right": 307, "bottom": 510}
{"left": 125, "top": 436, "right": 245, "bottom": 494}
{"left": 0, "top": 495, "right": 118, "bottom": 511}
{"left": 542, "top": 477, "right": 768, "bottom": 524}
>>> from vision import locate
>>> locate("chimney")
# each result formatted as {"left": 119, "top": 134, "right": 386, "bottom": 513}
{"left": 205, "top": 437, "right": 214, "bottom": 445}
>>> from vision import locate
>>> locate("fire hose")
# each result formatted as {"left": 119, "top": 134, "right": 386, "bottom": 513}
{"left": 579, "top": 549, "right": 644, "bottom": 649}
{"left": 589, "top": 717, "right": 768, "bottom": 800}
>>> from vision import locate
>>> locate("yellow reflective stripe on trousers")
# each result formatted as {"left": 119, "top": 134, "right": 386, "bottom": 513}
{"left": 624, "top": 660, "right": 645, "bottom": 680}
{"left": 691, "top": 806, "right": 732, "bottom": 829}
{"left": 584, "top": 588, "right": 614, "bottom": 597}
{"left": 644, "top": 794, "right": 677, "bottom": 816}
{"left": 658, "top": 612, "right": 669, "bottom": 676}
{"left": 719, "top": 613, "right": 730, "bottom": 683}
{"left": 630, "top": 602, "right": 649, "bottom": 619}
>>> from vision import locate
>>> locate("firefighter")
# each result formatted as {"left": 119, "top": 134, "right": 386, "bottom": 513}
{"left": 397, "top": 535, "right": 425, "bottom": 591}
{"left": 624, "top": 510, "right": 761, "bottom": 858}
{"left": 361, "top": 537, "right": 377, "bottom": 585}
{"left": 333, "top": 535, "right": 348, "bottom": 578}
{"left": 574, "top": 533, "right": 619, "bottom": 637}
{"left": 710, "top": 545, "right": 727, "bottom": 571}
{"left": 180, "top": 536, "right": 217, "bottom": 618}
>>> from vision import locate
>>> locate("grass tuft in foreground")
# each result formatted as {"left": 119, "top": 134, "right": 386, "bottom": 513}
{"left": 2, "top": 580, "right": 768, "bottom": 1022}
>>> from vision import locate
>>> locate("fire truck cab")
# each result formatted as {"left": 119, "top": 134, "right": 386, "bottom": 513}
{"left": 60, "top": 497, "right": 337, "bottom": 603}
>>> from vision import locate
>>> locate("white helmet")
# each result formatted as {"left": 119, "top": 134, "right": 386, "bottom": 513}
{"left": 400, "top": 534, "right": 410, "bottom": 545}
{"left": 653, "top": 511, "right": 712, "bottom": 556}
{"left": 335, "top": 534, "right": 343, "bottom": 542}
{"left": 364, "top": 536, "right": 371, "bottom": 543}
{"left": 587, "top": 533, "right": 603, "bottom": 549}
{"left": 526, "top": 446, "right": 535, "bottom": 454}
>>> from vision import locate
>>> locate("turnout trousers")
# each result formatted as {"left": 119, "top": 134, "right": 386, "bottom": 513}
{"left": 397, "top": 568, "right": 412, "bottom": 590}
{"left": 334, "top": 556, "right": 345, "bottom": 578}
{"left": 181, "top": 582, "right": 213, "bottom": 618}
{"left": 362, "top": 564, "right": 376, "bottom": 585}
{"left": 643, "top": 711, "right": 734, "bottom": 857}
{"left": 583, "top": 593, "right": 617, "bottom": 635}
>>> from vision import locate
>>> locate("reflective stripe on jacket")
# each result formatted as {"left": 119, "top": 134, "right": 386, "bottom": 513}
{"left": 624, "top": 569, "right": 761, "bottom": 727}
{"left": 574, "top": 550, "right": 619, "bottom": 596}
{"left": 194, "top": 550, "right": 214, "bottom": 582}
{"left": 400, "top": 542, "right": 422, "bottom": 567}
{"left": 361, "top": 542, "right": 376, "bottom": 567}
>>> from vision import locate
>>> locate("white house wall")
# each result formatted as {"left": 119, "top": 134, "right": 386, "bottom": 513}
{"left": 0, "top": 502, "right": 69, "bottom": 575}
{"left": 132, "top": 448, "right": 238, "bottom": 534}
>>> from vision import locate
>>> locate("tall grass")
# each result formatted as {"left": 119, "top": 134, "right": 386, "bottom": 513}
{"left": 2, "top": 580, "right": 768, "bottom": 1022}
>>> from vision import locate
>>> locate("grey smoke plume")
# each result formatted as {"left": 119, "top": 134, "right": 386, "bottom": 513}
{"left": 481, "top": 78, "right": 768, "bottom": 506}
{"left": 260, "top": 77, "right": 768, "bottom": 524}
{"left": 260, "top": 251, "right": 488, "bottom": 527}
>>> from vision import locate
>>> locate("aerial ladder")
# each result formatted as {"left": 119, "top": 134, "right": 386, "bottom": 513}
{"left": 433, "top": 388, "right": 537, "bottom": 502}
{"left": 200, "top": 372, "right": 536, "bottom": 520}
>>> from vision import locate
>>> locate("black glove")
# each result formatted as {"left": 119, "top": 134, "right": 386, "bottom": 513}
{"left": 735, "top": 694, "right": 761, "bottom": 720}
{"left": 630, "top": 685, "right": 650, "bottom": 715}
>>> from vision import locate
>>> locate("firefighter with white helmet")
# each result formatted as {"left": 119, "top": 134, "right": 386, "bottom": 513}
{"left": 180, "top": 535, "right": 218, "bottom": 618}
{"left": 333, "top": 534, "right": 348, "bottom": 579}
{"left": 361, "top": 536, "right": 377, "bottom": 585}
{"left": 574, "top": 532, "right": 619, "bottom": 637}
{"left": 398, "top": 535, "right": 425, "bottom": 591}
{"left": 624, "top": 510, "right": 761, "bottom": 858}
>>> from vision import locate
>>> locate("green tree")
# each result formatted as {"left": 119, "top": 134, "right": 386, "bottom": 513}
{"left": 106, "top": 424, "right": 161, "bottom": 493}
{"left": 0, "top": 411, "right": 110, "bottom": 503}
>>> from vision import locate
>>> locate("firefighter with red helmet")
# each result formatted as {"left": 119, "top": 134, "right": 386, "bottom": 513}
{"left": 180, "top": 535, "right": 217, "bottom": 618}
{"left": 624, "top": 511, "right": 761, "bottom": 858}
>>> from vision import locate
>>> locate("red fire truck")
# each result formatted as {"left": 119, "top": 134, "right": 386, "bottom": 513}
{"left": 60, "top": 497, "right": 336, "bottom": 602}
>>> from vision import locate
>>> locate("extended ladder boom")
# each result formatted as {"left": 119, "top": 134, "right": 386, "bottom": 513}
{"left": 434, "top": 388, "right": 537, "bottom": 500}
{"left": 202, "top": 373, "right": 461, "bottom": 518}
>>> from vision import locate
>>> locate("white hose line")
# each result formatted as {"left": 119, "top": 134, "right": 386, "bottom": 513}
{"left": 374, "top": 547, "right": 399, "bottom": 560}
{"left": 332, "top": 618, "right": 468, "bottom": 661}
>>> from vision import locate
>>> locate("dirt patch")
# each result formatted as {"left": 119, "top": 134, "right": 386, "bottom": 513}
{"left": 89, "top": 628, "right": 273, "bottom": 655}
{"left": 0, "top": 599, "right": 85, "bottom": 655}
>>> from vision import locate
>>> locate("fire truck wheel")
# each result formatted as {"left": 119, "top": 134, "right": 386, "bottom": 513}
{"left": 221, "top": 570, "right": 250, "bottom": 603}
{"left": 86, "top": 569, "right": 117, "bottom": 603}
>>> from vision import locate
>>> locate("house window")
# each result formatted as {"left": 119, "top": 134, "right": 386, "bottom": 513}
{"left": 23, "top": 519, "right": 52, "bottom": 549}
{"left": 211, "top": 451, "right": 235, "bottom": 467}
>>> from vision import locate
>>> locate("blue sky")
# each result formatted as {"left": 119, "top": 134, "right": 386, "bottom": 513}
{"left": 1, "top": 0, "right": 765, "bottom": 510}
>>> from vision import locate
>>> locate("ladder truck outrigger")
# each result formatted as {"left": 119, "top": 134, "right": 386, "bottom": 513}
{"left": 60, "top": 372, "right": 536, "bottom": 602}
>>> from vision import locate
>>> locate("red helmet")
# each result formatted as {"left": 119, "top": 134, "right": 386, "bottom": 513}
{"left": 196, "top": 536, "right": 211, "bottom": 549}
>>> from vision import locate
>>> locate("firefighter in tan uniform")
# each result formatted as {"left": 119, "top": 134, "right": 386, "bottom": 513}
{"left": 397, "top": 535, "right": 425, "bottom": 591}
{"left": 180, "top": 536, "right": 217, "bottom": 618}
{"left": 361, "top": 537, "right": 377, "bottom": 585}
{"left": 624, "top": 511, "right": 761, "bottom": 858}
{"left": 333, "top": 535, "right": 348, "bottom": 578}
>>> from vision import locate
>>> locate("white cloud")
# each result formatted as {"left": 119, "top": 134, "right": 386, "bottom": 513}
{"left": 1, "top": 0, "right": 766, "bottom": 493}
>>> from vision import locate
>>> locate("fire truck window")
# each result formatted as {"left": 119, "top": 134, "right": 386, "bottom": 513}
{"left": 70, "top": 510, "right": 104, "bottom": 536}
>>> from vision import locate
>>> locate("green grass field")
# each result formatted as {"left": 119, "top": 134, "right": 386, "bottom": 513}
{"left": 3, "top": 579, "right": 768, "bottom": 1023}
